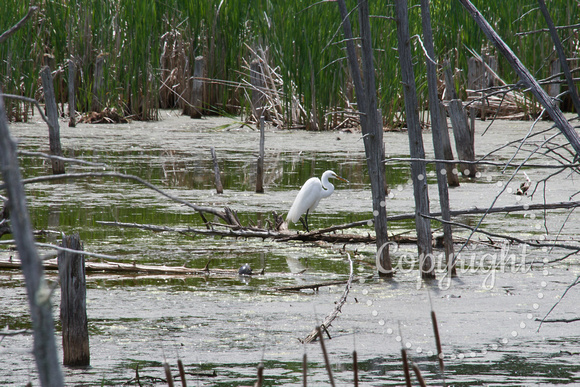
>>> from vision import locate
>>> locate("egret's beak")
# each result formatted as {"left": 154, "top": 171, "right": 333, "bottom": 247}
{"left": 333, "top": 174, "right": 349, "bottom": 183}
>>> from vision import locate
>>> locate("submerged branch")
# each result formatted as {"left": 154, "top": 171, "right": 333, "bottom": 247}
{"left": 301, "top": 253, "right": 354, "bottom": 343}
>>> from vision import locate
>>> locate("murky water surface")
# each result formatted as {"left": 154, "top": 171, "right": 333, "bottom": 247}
{"left": 1, "top": 111, "right": 579, "bottom": 385}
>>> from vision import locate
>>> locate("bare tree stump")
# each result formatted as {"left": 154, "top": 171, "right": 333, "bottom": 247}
{"left": 210, "top": 147, "right": 223, "bottom": 194}
{"left": 256, "top": 116, "right": 265, "bottom": 193}
{"left": 448, "top": 99, "right": 477, "bottom": 177}
{"left": 189, "top": 55, "right": 204, "bottom": 119}
{"left": 58, "top": 233, "right": 90, "bottom": 367}
{"left": 40, "top": 66, "right": 66, "bottom": 175}
{"left": 250, "top": 59, "right": 266, "bottom": 120}
{"left": 68, "top": 59, "right": 76, "bottom": 127}
{"left": 92, "top": 54, "right": 105, "bottom": 112}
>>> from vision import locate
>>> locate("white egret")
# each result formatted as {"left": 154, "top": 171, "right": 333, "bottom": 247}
{"left": 286, "top": 170, "right": 348, "bottom": 232}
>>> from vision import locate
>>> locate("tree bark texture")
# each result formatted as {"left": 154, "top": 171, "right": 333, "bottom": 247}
{"left": 336, "top": 0, "right": 392, "bottom": 276}
{"left": 394, "top": 0, "right": 434, "bottom": 278}
{"left": 420, "top": 0, "right": 455, "bottom": 274}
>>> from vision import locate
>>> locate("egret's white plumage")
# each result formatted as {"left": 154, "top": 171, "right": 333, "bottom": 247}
{"left": 286, "top": 170, "right": 348, "bottom": 231}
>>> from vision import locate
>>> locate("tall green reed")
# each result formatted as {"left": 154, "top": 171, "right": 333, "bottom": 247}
{"left": 0, "top": 0, "right": 577, "bottom": 127}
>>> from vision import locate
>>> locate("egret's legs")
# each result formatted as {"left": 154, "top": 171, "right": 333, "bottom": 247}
{"left": 299, "top": 210, "right": 310, "bottom": 232}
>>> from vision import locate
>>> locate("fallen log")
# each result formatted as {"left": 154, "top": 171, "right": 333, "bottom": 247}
{"left": 96, "top": 220, "right": 419, "bottom": 244}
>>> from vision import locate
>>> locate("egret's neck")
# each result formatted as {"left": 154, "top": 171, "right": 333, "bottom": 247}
{"left": 320, "top": 176, "right": 335, "bottom": 198}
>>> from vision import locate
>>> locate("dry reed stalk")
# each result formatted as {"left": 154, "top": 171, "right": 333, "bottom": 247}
{"left": 401, "top": 348, "right": 412, "bottom": 387}
{"left": 177, "top": 359, "right": 187, "bottom": 387}
{"left": 163, "top": 362, "right": 174, "bottom": 387}
{"left": 255, "top": 361, "right": 264, "bottom": 387}
{"left": 302, "top": 352, "right": 307, "bottom": 387}
{"left": 316, "top": 325, "right": 336, "bottom": 387}
{"left": 431, "top": 309, "right": 445, "bottom": 377}
{"left": 353, "top": 349, "right": 359, "bottom": 387}
{"left": 411, "top": 362, "right": 427, "bottom": 387}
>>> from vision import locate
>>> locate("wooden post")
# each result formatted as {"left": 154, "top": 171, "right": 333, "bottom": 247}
{"left": 40, "top": 66, "right": 66, "bottom": 175}
{"left": 256, "top": 116, "right": 265, "bottom": 193}
{"left": 394, "top": 0, "right": 434, "bottom": 278}
{"left": 92, "top": 53, "right": 105, "bottom": 112}
{"left": 189, "top": 55, "right": 204, "bottom": 119}
{"left": 210, "top": 147, "right": 223, "bottom": 194}
{"left": 448, "top": 99, "right": 477, "bottom": 177}
{"left": 547, "top": 58, "right": 561, "bottom": 106}
{"left": 250, "top": 59, "right": 266, "bottom": 121}
{"left": 58, "top": 233, "right": 90, "bottom": 367}
{"left": 0, "top": 86, "right": 65, "bottom": 385}
{"left": 68, "top": 59, "right": 76, "bottom": 127}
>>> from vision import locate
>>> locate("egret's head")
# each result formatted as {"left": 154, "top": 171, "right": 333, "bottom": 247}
{"left": 330, "top": 171, "right": 349, "bottom": 183}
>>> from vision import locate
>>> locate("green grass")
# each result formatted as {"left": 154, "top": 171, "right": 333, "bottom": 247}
{"left": 0, "top": 0, "right": 577, "bottom": 127}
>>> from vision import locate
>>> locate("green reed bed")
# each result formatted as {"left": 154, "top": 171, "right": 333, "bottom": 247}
{"left": 0, "top": 0, "right": 577, "bottom": 127}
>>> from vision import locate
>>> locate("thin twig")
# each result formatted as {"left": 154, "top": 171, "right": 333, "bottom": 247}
{"left": 537, "top": 274, "right": 580, "bottom": 331}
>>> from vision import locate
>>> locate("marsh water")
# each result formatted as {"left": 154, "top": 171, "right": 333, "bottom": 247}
{"left": 1, "top": 111, "right": 579, "bottom": 385}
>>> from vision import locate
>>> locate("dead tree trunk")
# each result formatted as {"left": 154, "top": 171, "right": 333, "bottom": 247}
{"left": 0, "top": 88, "right": 64, "bottom": 386}
{"left": 68, "top": 59, "right": 76, "bottom": 128}
{"left": 438, "top": 103, "right": 460, "bottom": 187}
{"left": 394, "top": 0, "right": 434, "bottom": 278}
{"left": 40, "top": 66, "right": 66, "bottom": 175}
{"left": 336, "top": 0, "right": 392, "bottom": 276}
{"left": 256, "top": 116, "right": 265, "bottom": 193}
{"left": 537, "top": 0, "right": 580, "bottom": 117}
{"left": 420, "top": 0, "right": 455, "bottom": 275}
{"left": 448, "top": 99, "right": 477, "bottom": 177}
{"left": 210, "top": 147, "right": 223, "bottom": 194}
{"left": 58, "top": 233, "right": 90, "bottom": 366}
{"left": 457, "top": 0, "right": 580, "bottom": 156}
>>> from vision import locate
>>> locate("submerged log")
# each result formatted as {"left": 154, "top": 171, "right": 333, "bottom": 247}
{"left": 58, "top": 233, "right": 90, "bottom": 366}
